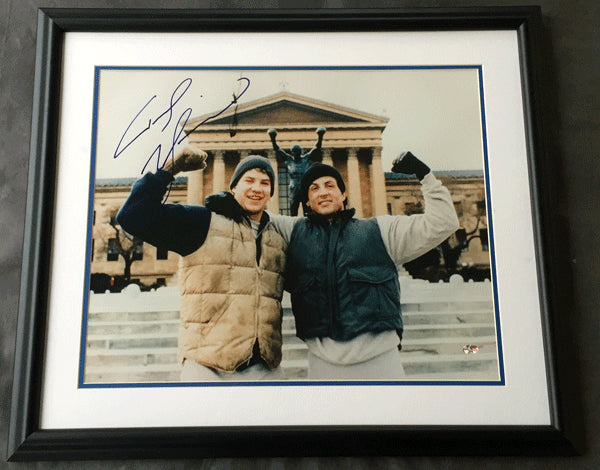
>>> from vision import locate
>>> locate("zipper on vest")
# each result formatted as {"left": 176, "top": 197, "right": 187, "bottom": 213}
{"left": 255, "top": 265, "right": 262, "bottom": 343}
{"left": 326, "top": 222, "right": 339, "bottom": 335}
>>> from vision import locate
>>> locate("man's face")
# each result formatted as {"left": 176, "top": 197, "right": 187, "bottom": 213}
{"left": 306, "top": 176, "right": 346, "bottom": 217}
{"left": 231, "top": 168, "right": 271, "bottom": 221}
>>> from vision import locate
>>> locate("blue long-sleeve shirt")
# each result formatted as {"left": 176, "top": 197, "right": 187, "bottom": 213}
{"left": 116, "top": 170, "right": 212, "bottom": 257}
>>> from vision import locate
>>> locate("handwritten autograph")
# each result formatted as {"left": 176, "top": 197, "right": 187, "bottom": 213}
{"left": 113, "top": 77, "right": 251, "bottom": 174}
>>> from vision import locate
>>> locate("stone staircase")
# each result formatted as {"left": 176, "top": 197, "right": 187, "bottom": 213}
{"left": 85, "top": 309, "right": 180, "bottom": 383}
{"left": 281, "top": 310, "right": 308, "bottom": 379}
{"left": 398, "top": 301, "right": 499, "bottom": 380}
{"left": 84, "top": 279, "right": 500, "bottom": 384}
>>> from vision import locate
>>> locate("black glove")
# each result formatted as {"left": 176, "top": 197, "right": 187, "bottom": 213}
{"left": 391, "top": 151, "right": 430, "bottom": 180}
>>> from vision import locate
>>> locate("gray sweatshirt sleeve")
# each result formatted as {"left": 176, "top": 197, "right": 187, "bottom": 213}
{"left": 266, "top": 211, "right": 302, "bottom": 245}
{"left": 376, "top": 172, "right": 459, "bottom": 266}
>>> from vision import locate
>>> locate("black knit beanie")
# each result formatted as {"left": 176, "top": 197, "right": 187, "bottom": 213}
{"left": 300, "top": 163, "right": 346, "bottom": 203}
{"left": 229, "top": 155, "right": 275, "bottom": 196}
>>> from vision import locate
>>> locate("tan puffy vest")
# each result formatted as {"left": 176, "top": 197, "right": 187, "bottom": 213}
{"left": 178, "top": 213, "right": 287, "bottom": 372}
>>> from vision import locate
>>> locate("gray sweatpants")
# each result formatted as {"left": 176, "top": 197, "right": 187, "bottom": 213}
{"left": 307, "top": 348, "right": 406, "bottom": 380}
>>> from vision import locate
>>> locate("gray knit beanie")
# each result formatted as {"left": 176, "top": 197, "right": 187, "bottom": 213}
{"left": 300, "top": 163, "right": 346, "bottom": 203}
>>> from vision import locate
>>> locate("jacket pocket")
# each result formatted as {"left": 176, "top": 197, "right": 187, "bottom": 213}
{"left": 347, "top": 267, "right": 400, "bottom": 317}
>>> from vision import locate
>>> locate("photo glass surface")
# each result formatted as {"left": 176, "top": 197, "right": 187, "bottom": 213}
{"left": 81, "top": 66, "right": 502, "bottom": 387}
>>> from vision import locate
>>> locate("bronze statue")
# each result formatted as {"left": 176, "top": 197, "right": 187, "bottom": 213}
{"left": 268, "top": 127, "right": 326, "bottom": 215}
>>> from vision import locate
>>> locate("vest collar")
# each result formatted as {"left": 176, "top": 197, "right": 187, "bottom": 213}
{"left": 306, "top": 208, "right": 356, "bottom": 226}
{"left": 205, "top": 191, "right": 246, "bottom": 223}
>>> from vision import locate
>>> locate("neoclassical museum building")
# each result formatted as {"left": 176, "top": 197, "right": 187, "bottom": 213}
{"left": 90, "top": 92, "right": 490, "bottom": 289}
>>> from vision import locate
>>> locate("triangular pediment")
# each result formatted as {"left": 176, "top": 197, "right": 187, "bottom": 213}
{"left": 185, "top": 91, "right": 388, "bottom": 130}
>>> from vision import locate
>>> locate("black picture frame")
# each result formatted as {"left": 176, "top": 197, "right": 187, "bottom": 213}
{"left": 8, "top": 6, "right": 577, "bottom": 460}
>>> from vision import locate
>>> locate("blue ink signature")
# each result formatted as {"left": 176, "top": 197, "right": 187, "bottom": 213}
{"left": 113, "top": 77, "right": 251, "bottom": 175}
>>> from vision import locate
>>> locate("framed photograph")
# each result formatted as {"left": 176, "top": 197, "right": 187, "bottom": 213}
{"left": 9, "top": 7, "right": 576, "bottom": 460}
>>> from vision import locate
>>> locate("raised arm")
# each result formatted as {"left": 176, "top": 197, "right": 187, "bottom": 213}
{"left": 304, "top": 127, "right": 327, "bottom": 160}
{"left": 314, "top": 127, "right": 326, "bottom": 150}
{"left": 116, "top": 145, "right": 211, "bottom": 257}
{"left": 376, "top": 152, "right": 459, "bottom": 265}
{"left": 268, "top": 128, "right": 281, "bottom": 151}
{"left": 268, "top": 128, "right": 295, "bottom": 163}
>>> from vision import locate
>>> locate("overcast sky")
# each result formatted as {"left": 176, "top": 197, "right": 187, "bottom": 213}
{"left": 95, "top": 67, "right": 485, "bottom": 179}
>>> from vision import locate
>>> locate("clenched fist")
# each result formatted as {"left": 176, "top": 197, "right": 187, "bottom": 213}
{"left": 163, "top": 144, "right": 208, "bottom": 175}
{"left": 391, "top": 151, "right": 430, "bottom": 180}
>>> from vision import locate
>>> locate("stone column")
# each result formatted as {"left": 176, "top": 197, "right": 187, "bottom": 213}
{"left": 237, "top": 149, "right": 250, "bottom": 190}
{"left": 322, "top": 148, "right": 333, "bottom": 166}
{"left": 346, "top": 148, "right": 363, "bottom": 218}
{"left": 267, "top": 150, "right": 280, "bottom": 213}
{"left": 212, "top": 150, "right": 226, "bottom": 193}
{"left": 370, "top": 146, "right": 388, "bottom": 216}
{"left": 187, "top": 171, "right": 204, "bottom": 205}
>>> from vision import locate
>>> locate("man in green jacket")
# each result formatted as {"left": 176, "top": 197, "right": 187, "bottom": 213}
{"left": 269, "top": 152, "right": 459, "bottom": 379}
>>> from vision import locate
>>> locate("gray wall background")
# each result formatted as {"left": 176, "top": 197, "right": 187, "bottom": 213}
{"left": 1, "top": 1, "right": 598, "bottom": 468}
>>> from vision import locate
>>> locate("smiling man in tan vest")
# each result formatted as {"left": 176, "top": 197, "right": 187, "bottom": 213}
{"left": 117, "top": 147, "right": 287, "bottom": 381}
